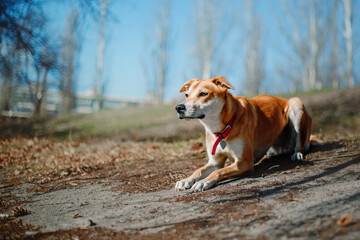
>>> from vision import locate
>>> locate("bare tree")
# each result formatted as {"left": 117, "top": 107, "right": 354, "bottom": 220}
{"left": 190, "top": 0, "right": 232, "bottom": 80}
{"left": 94, "top": 0, "right": 110, "bottom": 111}
{"left": 278, "top": 0, "right": 337, "bottom": 92}
{"left": 343, "top": 0, "right": 354, "bottom": 88}
{"left": 19, "top": 43, "right": 57, "bottom": 118}
{"left": 328, "top": 14, "right": 340, "bottom": 89}
{"left": 143, "top": 0, "right": 172, "bottom": 104}
{"left": 0, "top": 1, "right": 45, "bottom": 114}
{"left": 308, "top": 2, "right": 319, "bottom": 90}
{"left": 155, "top": 0, "right": 171, "bottom": 103}
{"left": 0, "top": 1, "right": 42, "bottom": 53}
{"left": 244, "top": 0, "right": 265, "bottom": 96}
{"left": 32, "top": 46, "right": 57, "bottom": 117}
{"left": 0, "top": 44, "right": 15, "bottom": 113}
{"left": 60, "top": 9, "right": 81, "bottom": 114}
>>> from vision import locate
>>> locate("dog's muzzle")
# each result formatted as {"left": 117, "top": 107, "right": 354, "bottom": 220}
{"left": 175, "top": 104, "right": 205, "bottom": 119}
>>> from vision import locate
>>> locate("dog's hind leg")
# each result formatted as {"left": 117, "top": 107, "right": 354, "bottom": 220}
{"left": 287, "top": 97, "right": 312, "bottom": 161}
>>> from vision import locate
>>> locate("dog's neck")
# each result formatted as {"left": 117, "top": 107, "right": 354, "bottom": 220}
{"left": 199, "top": 92, "right": 236, "bottom": 134}
{"left": 199, "top": 112, "right": 224, "bottom": 134}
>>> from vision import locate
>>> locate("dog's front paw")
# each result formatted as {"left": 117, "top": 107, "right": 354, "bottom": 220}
{"left": 175, "top": 179, "right": 194, "bottom": 191}
{"left": 191, "top": 180, "right": 215, "bottom": 192}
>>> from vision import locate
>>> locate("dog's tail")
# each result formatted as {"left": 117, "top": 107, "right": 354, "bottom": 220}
{"left": 309, "top": 135, "right": 325, "bottom": 146}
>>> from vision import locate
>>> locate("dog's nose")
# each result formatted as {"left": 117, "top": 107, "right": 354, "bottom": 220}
{"left": 175, "top": 104, "right": 186, "bottom": 114}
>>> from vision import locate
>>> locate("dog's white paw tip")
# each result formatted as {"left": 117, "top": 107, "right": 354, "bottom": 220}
{"left": 291, "top": 152, "right": 304, "bottom": 161}
{"left": 175, "top": 179, "right": 193, "bottom": 191}
{"left": 190, "top": 181, "right": 215, "bottom": 192}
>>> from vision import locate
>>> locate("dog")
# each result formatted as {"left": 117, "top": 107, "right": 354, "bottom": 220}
{"left": 175, "top": 76, "right": 312, "bottom": 192}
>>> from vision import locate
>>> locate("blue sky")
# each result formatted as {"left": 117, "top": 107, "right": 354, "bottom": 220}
{"left": 42, "top": 0, "right": 286, "bottom": 101}
{"left": 43, "top": 0, "right": 357, "bottom": 101}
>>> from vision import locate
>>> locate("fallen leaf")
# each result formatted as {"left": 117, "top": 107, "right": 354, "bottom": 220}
{"left": 27, "top": 140, "right": 35, "bottom": 146}
{"left": 244, "top": 211, "right": 258, "bottom": 217}
{"left": 0, "top": 214, "right": 10, "bottom": 219}
{"left": 289, "top": 198, "right": 301, "bottom": 202}
{"left": 13, "top": 207, "right": 31, "bottom": 217}
{"left": 72, "top": 213, "right": 82, "bottom": 218}
{"left": 80, "top": 166, "right": 92, "bottom": 174}
{"left": 61, "top": 171, "right": 71, "bottom": 176}
{"left": 316, "top": 178, "right": 329, "bottom": 183}
{"left": 89, "top": 219, "right": 97, "bottom": 226}
{"left": 337, "top": 216, "right": 352, "bottom": 226}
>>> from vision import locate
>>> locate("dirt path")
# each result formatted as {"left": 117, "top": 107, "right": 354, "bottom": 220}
{"left": 1, "top": 138, "right": 359, "bottom": 239}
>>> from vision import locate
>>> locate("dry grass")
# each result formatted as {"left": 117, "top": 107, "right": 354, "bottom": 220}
{"left": 0, "top": 136, "right": 207, "bottom": 193}
{"left": 1, "top": 88, "right": 360, "bottom": 141}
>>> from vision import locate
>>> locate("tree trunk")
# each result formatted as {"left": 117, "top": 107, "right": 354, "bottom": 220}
{"left": 244, "top": 0, "right": 264, "bottom": 96}
{"left": 40, "top": 68, "right": 48, "bottom": 117}
{"left": 60, "top": 9, "right": 80, "bottom": 114}
{"left": 343, "top": 0, "right": 354, "bottom": 88}
{"left": 309, "top": 2, "right": 319, "bottom": 90}
{"left": 95, "top": 0, "right": 108, "bottom": 111}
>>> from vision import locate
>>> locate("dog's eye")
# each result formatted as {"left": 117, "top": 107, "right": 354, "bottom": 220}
{"left": 185, "top": 93, "right": 189, "bottom": 98}
{"left": 199, "top": 92, "right": 208, "bottom": 97}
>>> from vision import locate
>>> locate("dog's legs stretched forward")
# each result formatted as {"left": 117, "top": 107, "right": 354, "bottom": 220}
{"left": 176, "top": 141, "right": 254, "bottom": 192}
{"left": 175, "top": 156, "right": 226, "bottom": 190}
{"left": 190, "top": 160, "right": 252, "bottom": 192}
{"left": 190, "top": 143, "right": 253, "bottom": 192}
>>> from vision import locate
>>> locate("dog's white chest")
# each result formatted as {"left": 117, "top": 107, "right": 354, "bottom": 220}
{"left": 210, "top": 139, "right": 244, "bottom": 162}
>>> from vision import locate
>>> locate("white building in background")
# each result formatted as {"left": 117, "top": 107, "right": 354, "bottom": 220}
{"left": 1, "top": 87, "right": 142, "bottom": 117}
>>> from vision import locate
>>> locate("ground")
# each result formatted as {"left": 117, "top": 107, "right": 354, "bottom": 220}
{"left": 0, "top": 88, "right": 360, "bottom": 239}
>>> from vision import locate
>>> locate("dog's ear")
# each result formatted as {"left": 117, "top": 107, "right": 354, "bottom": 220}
{"left": 211, "top": 76, "right": 235, "bottom": 90}
{"left": 180, "top": 79, "right": 198, "bottom": 92}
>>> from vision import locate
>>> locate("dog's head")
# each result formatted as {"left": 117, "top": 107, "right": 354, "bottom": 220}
{"left": 175, "top": 76, "right": 235, "bottom": 119}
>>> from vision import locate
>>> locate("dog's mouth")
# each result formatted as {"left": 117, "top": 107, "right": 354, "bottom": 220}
{"left": 178, "top": 114, "right": 205, "bottom": 119}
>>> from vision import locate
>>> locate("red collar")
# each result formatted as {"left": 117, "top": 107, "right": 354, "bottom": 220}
{"left": 211, "top": 114, "right": 235, "bottom": 155}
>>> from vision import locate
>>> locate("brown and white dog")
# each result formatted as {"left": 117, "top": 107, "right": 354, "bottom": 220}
{"left": 175, "top": 76, "right": 312, "bottom": 192}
